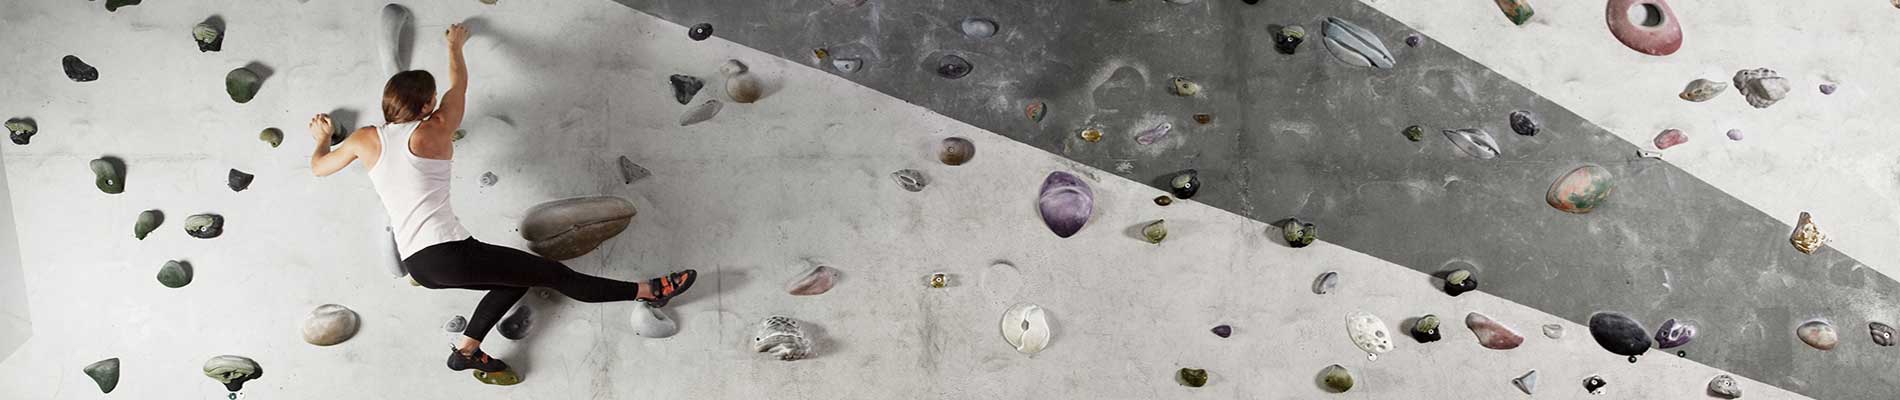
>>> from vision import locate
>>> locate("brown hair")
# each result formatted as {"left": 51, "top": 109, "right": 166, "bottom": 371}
{"left": 382, "top": 71, "right": 437, "bottom": 124}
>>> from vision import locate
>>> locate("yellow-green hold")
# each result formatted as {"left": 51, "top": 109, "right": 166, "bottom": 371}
{"left": 1142, "top": 220, "right": 1168, "bottom": 244}
{"left": 474, "top": 369, "right": 522, "bottom": 385}
{"left": 1322, "top": 364, "right": 1354, "bottom": 392}
{"left": 1177, "top": 368, "right": 1208, "bottom": 387}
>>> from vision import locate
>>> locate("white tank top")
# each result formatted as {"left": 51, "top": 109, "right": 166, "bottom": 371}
{"left": 366, "top": 120, "right": 471, "bottom": 259}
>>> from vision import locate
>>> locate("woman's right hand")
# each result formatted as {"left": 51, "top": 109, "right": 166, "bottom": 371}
{"left": 445, "top": 23, "right": 469, "bottom": 50}
{"left": 309, "top": 114, "right": 334, "bottom": 145}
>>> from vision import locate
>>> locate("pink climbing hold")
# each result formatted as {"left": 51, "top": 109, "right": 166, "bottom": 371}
{"left": 1653, "top": 129, "right": 1688, "bottom": 149}
{"left": 1606, "top": 0, "right": 1683, "bottom": 56}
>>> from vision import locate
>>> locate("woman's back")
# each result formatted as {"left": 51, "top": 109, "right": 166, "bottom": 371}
{"left": 366, "top": 120, "right": 470, "bottom": 259}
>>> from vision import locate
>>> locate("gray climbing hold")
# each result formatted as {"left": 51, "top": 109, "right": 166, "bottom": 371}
{"left": 630, "top": 304, "right": 677, "bottom": 338}
{"left": 616, "top": 156, "right": 650, "bottom": 184}
{"left": 203, "top": 355, "right": 262, "bottom": 392}
{"left": 1733, "top": 68, "right": 1790, "bottom": 109}
{"left": 1513, "top": 370, "right": 1538, "bottom": 394}
{"left": 1797, "top": 320, "right": 1838, "bottom": 350}
{"left": 679, "top": 99, "right": 723, "bottom": 126}
{"left": 831, "top": 57, "right": 863, "bottom": 73}
{"left": 1708, "top": 374, "right": 1741, "bottom": 399}
{"left": 1321, "top": 17, "right": 1395, "bottom": 68}
{"left": 1509, "top": 110, "right": 1539, "bottom": 136}
{"left": 193, "top": 20, "right": 224, "bottom": 52}
{"left": 444, "top": 315, "right": 467, "bottom": 333}
{"left": 1543, "top": 323, "right": 1564, "bottom": 339}
{"left": 960, "top": 17, "right": 998, "bottom": 38}
{"left": 157, "top": 260, "right": 192, "bottom": 288}
{"left": 6, "top": 118, "right": 36, "bottom": 145}
{"left": 669, "top": 75, "right": 703, "bottom": 105}
{"left": 83, "top": 358, "right": 120, "bottom": 393}
{"left": 259, "top": 127, "right": 283, "bottom": 147}
{"left": 1872, "top": 322, "right": 1896, "bottom": 347}
{"left": 479, "top": 172, "right": 498, "bottom": 187}
{"left": 90, "top": 157, "right": 124, "bottom": 194}
{"left": 498, "top": 304, "right": 533, "bottom": 340}
{"left": 1679, "top": 79, "right": 1728, "bottom": 102}
{"left": 184, "top": 214, "right": 224, "bottom": 239}
{"left": 1312, "top": 271, "right": 1339, "bottom": 294}
{"left": 830, "top": 0, "right": 866, "bottom": 6}
{"left": 936, "top": 54, "right": 973, "bottom": 79}
{"left": 134, "top": 210, "right": 163, "bottom": 240}
{"left": 786, "top": 265, "right": 840, "bottom": 296}
{"left": 226, "top": 67, "right": 261, "bottom": 104}
{"left": 726, "top": 67, "right": 762, "bottom": 103}
{"left": 378, "top": 4, "right": 413, "bottom": 76}
{"left": 64, "top": 55, "right": 98, "bottom": 82}
{"left": 1589, "top": 312, "right": 1651, "bottom": 358}
{"left": 520, "top": 196, "right": 637, "bottom": 260}
{"left": 1171, "top": 77, "right": 1201, "bottom": 97}
{"left": 227, "top": 169, "right": 254, "bottom": 192}
{"left": 1443, "top": 129, "right": 1501, "bottom": 159}
{"left": 1820, "top": 82, "right": 1838, "bottom": 95}
{"left": 891, "top": 169, "right": 927, "bottom": 192}
{"left": 754, "top": 315, "right": 814, "bottom": 360}
{"left": 301, "top": 304, "right": 360, "bottom": 346}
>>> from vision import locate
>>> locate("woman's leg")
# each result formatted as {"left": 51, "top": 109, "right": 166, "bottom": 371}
{"left": 461, "top": 286, "right": 528, "bottom": 343}
{"left": 459, "top": 239, "right": 646, "bottom": 303}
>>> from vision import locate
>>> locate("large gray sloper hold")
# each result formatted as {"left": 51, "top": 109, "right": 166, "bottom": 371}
{"left": 519, "top": 196, "right": 636, "bottom": 260}
{"left": 1321, "top": 17, "right": 1395, "bottom": 68}
{"left": 378, "top": 4, "right": 412, "bottom": 76}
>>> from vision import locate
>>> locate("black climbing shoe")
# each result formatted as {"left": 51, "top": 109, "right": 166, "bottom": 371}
{"left": 446, "top": 347, "right": 510, "bottom": 373}
{"left": 640, "top": 269, "right": 698, "bottom": 308}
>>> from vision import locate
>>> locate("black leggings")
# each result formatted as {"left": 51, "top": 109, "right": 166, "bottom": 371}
{"left": 402, "top": 237, "right": 640, "bottom": 341}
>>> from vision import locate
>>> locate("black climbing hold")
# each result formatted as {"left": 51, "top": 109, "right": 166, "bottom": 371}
{"left": 227, "top": 169, "right": 254, "bottom": 192}
{"left": 64, "top": 55, "right": 98, "bottom": 82}
{"left": 688, "top": 23, "right": 713, "bottom": 41}
{"left": 184, "top": 214, "right": 225, "bottom": 239}
{"left": 105, "top": 0, "right": 140, "bottom": 12}
{"left": 1409, "top": 314, "right": 1442, "bottom": 343}
{"left": 1211, "top": 325, "right": 1231, "bottom": 338}
{"left": 936, "top": 55, "right": 972, "bottom": 79}
{"left": 1509, "top": 110, "right": 1540, "bottom": 136}
{"left": 1272, "top": 25, "right": 1306, "bottom": 55}
{"left": 1169, "top": 170, "right": 1200, "bottom": 199}
{"left": 669, "top": 75, "right": 704, "bottom": 105}
{"left": 1583, "top": 375, "right": 1607, "bottom": 394}
{"left": 6, "top": 118, "right": 36, "bottom": 145}
{"left": 1588, "top": 312, "right": 1652, "bottom": 358}
{"left": 1443, "top": 269, "right": 1477, "bottom": 296}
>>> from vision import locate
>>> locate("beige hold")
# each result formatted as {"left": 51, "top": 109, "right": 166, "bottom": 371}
{"left": 301, "top": 304, "right": 360, "bottom": 346}
{"left": 520, "top": 196, "right": 637, "bottom": 260}
{"left": 1790, "top": 212, "right": 1826, "bottom": 254}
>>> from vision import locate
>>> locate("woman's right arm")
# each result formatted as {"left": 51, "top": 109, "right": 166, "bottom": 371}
{"left": 309, "top": 114, "right": 361, "bottom": 177}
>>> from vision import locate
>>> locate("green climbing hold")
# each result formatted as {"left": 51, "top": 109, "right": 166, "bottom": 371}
{"left": 105, "top": 0, "right": 140, "bottom": 12}
{"left": 90, "top": 157, "right": 124, "bottom": 194}
{"left": 157, "top": 260, "right": 193, "bottom": 288}
{"left": 259, "top": 128, "right": 283, "bottom": 148}
{"left": 1177, "top": 368, "right": 1208, "bottom": 387}
{"left": 193, "top": 21, "right": 224, "bottom": 52}
{"left": 134, "top": 210, "right": 163, "bottom": 240}
{"left": 1403, "top": 125, "right": 1423, "bottom": 142}
{"left": 6, "top": 118, "right": 36, "bottom": 145}
{"left": 1322, "top": 364, "right": 1353, "bottom": 392}
{"left": 83, "top": 358, "right": 120, "bottom": 393}
{"left": 1142, "top": 220, "right": 1168, "bottom": 244}
{"left": 226, "top": 67, "right": 261, "bottom": 103}
{"left": 474, "top": 369, "right": 522, "bottom": 386}
{"left": 1281, "top": 218, "right": 1316, "bottom": 248}
{"left": 452, "top": 129, "right": 467, "bottom": 141}
{"left": 1495, "top": 0, "right": 1534, "bottom": 26}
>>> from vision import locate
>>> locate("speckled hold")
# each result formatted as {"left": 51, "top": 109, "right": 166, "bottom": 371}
{"left": 134, "top": 210, "right": 162, "bottom": 240}
{"left": 1312, "top": 271, "right": 1339, "bottom": 294}
{"left": 1079, "top": 128, "right": 1102, "bottom": 143}
{"left": 1321, "top": 17, "right": 1395, "bottom": 68}
{"left": 1589, "top": 312, "right": 1652, "bottom": 357}
{"left": 1211, "top": 325, "right": 1231, "bottom": 338}
{"left": 1871, "top": 322, "right": 1896, "bottom": 347}
{"left": 1443, "top": 129, "right": 1501, "bottom": 159}
{"left": 936, "top": 54, "right": 973, "bottom": 79}
{"left": 1514, "top": 369, "right": 1539, "bottom": 394}
{"left": 1790, "top": 212, "right": 1826, "bottom": 254}
{"left": 184, "top": 214, "right": 224, "bottom": 239}
{"left": 687, "top": 23, "right": 713, "bottom": 41}
{"left": 1444, "top": 269, "right": 1477, "bottom": 296}
{"left": 1025, "top": 102, "right": 1046, "bottom": 123}
{"left": 1135, "top": 122, "right": 1173, "bottom": 145}
{"left": 1496, "top": 0, "right": 1535, "bottom": 25}
{"left": 891, "top": 169, "right": 927, "bottom": 192}
{"left": 1346, "top": 311, "right": 1395, "bottom": 359}
{"left": 1726, "top": 129, "right": 1744, "bottom": 141}
{"left": 1798, "top": 320, "right": 1838, "bottom": 350}
{"left": 1273, "top": 25, "right": 1306, "bottom": 55}
{"left": 753, "top": 316, "right": 813, "bottom": 360}
{"left": 157, "top": 260, "right": 192, "bottom": 288}
{"left": 1708, "top": 374, "right": 1741, "bottom": 399}
{"left": 1606, "top": 0, "right": 1682, "bottom": 56}
{"left": 90, "top": 157, "right": 124, "bottom": 194}
{"left": 1543, "top": 324, "right": 1565, "bottom": 339}
{"left": 1653, "top": 318, "right": 1695, "bottom": 349}
{"left": 1733, "top": 68, "right": 1791, "bottom": 109}
{"left": 498, "top": 304, "right": 533, "bottom": 340}
{"left": 1402, "top": 125, "right": 1423, "bottom": 142}
{"left": 1679, "top": 79, "right": 1728, "bottom": 102}
{"left": 302, "top": 304, "right": 361, "bottom": 346}
{"left": 1509, "top": 110, "right": 1539, "bottom": 136}
{"left": 1547, "top": 165, "right": 1614, "bottom": 214}
{"left": 1405, "top": 33, "right": 1423, "bottom": 47}
{"left": 520, "top": 196, "right": 637, "bottom": 260}
{"left": 7, "top": 118, "right": 37, "bottom": 145}
{"left": 1171, "top": 77, "right": 1201, "bottom": 96}
{"left": 939, "top": 137, "right": 975, "bottom": 166}
{"left": 1583, "top": 375, "right": 1607, "bottom": 395}
{"left": 203, "top": 355, "right": 262, "bottom": 392}
{"left": 1038, "top": 171, "right": 1093, "bottom": 238}
{"left": 1141, "top": 220, "right": 1168, "bottom": 244}
{"left": 226, "top": 67, "right": 261, "bottom": 104}
{"left": 1653, "top": 129, "right": 1687, "bottom": 149}
{"left": 64, "top": 55, "right": 98, "bottom": 82}
{"left": 1169, "top": 170, "right": 1200, "bottom": 199}
{"left": 1281, "top": 218, "right": 1317, "bottom": 248}
{"left": 669, "top": 75, "right": 704, "bottom": 105}
{"left": 193, "top": 21, "right": 224, "bottom": 52}
{"left": 84, "top": 358, "right": 120, "bottom": 393}
{"left": 1467, "top": 312, "right": 1524, "bottom": 350}
{"left": 1321, "top": 364, "right": 1353, "bottom": 393}
{"left": 1410, "top": 314, "right": 1442, "bottom": 343}
{"left": 479, "top": 172, "right": 498, "bottom": 187}
{"left": 679, "top": 99, "right": 723, "bottom": 126}
{"left": 1177, "top": 368, "right": 1208, "bottom": 387}
{"left": 831, "top": 58, "right": 862, "bottom": 73}
{"left": 260, "top": 127, "right": 283, "bottom": 147}
{"left": 786, "top": 265, "right": 840, "bottom": 296}
{"left": 960, "top": 17, "right": 998, "bottom": 38}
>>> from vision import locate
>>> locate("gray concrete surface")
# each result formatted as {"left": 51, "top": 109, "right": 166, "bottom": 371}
{"left": 0, "top": 147, "right": 29, "bottom": 363}
{"left": 609, "top": 0, "right": 1900, "bottom": 398}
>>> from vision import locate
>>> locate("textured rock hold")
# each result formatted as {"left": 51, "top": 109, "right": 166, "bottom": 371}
{"left": 891, "top": 169, "right": 927, "bottom": 192}
{"left": 1708, "top": 374, "right": 1741, "bottom": 398}
{"left": 1871, "top": 322, "right": 1896, "bottom": 347}
{"left": 1312, "top": 271, "right": 1338, "bottom": 294}
{"left": 1170, "top": 77, "right": 1201, "bottom": 96}
{"left": 1789, "top": 212, "right": 1826, "bottom": 254}
{"left": 1135, "top": 122, "right": 1173, "bottom": 145}
{"left": 203, "top": 355, "right": 262, "bottom": 391}
{"left": 520, "top": 196, "right": 636, "bottom": 260}
{"left": 6, "top": 118, "right": 36, "bottom": 145}
{"left": 1606, "top": 0, "right": 1682, "bottom": 56}
{"left": 1444, "top": 269, "right": 1477, "bottom": 296}
{"left": 669, "top": 75, "right": 704, "bottom": 104}
{"left": 786, "top": 265, "right": 840, "bottom": 296}
{"left": 184, "top": 214, "right": 224, "bottom": 239}
{"left": 1321, "top": 364, "right": 1353, "bottom": 393}
{"left": 228, "top": 169, "right": 254, "bottom": 192}
{"left": 1514, "top": 369, "right": 1538, "bottom": 394}
{"left": 64, "top": 55, "right": 98, "bottom": 82}
{"left": 960, "top": 18, "right": 998, "bottom": 38}
{"left": 1321, "top": 17, "right": 1395, "bottom": 68}
{"left": 1038, "top": 171, "right": 1093, "bottom": 238}
{"left": 1733, "top": 68, "right": 1790, "bottom": 109}
{"left": 302, "top": 304, "right": 361, "bottom": 346}
{"left": 1589, "top": 312, "right": 1652, "bottom": 357}
{"left": 1211, "top": 325, "right": 1231, "bottom": 338}
{"left": 498, "top": 304, "right": 533, "bottom": 340}
{"left": 939, "top": 137, "right": 975, "bottom": 166}
{"left": 260, "top": 127, "right": 283, "bottom": 147}
{"left": 1679, "top": 79, "right": 1727, "bottom": 102}
{"left": 1410, "top": 314, "right": 1442, "bottom": 343}
{"left": 1653, "top": 318, "right": 1695, "bottom": 349}
{"left": 1443, "top": 129, "right": 1501, "bottom": 159}
{"left": 1281, "top": 218, "right": 1317, "bottom": 248}
{"left": 1000, "top": 304, "right": 1050, "bottom": 354}
{"left": 679, "top": 99, "right": 723, "bottom": 126}
{"left": 444, "top": 315, "right": 467, "bottom": 333}
{"left": 1508, "top": 110, "right": 1539, "bottom": 136}
{"left": 1496, "top": 0, "right": 1535, "bottom": 25}
{"left": 1273, "top": 25, "right": 1305, "bottom": 55}
{"left": 1547, "top": 165, "right": 1614, "bottom": 214}
{"left": 687, "top": 23, "right": 713, "bottom": 41}
{"left": 616, "top": 156, "right": 650, "bottom": 184}
{"left": 1177, "top": 368, "right": 1208, "bottom": 387}
{"left": 193, "top": 21, "right": 224, "bottom": 52}
{"left": 755, "top": 315, "right": 814, "bottom": 360}
{"left": 1168, "top": 170, "right": 1200, "bottom": 199}
{"left": 630, "top": 304, "right": 678, "bottom": 338}
{"left": 90, "top": 157, "right": 124, "bottom": 194}
{"left": 936, "top": 54, "right": 973, "bottom": 79}
{"left": 1467, "top": 312, "right": 1524, "bottom": 350}
{"left": 1797, "top": 320, "right": 1838, "bottom": 350}
{"left": 1346, "top": 311, "right": 1395, "bottom": 359}
{"left": 157, "top": 260, "right": 193, "bottom": 288}
{"left": 1583, "top": 375, "right": 1607, "bottom": 395}
{"left": 1402, "top": 125, "right": 1423, "bottom": 141}
{"left": 1141, "top": 220, "right": 1168, "bottom": 244}
{"left": 84, "top": 358, "right": 120, "bottom": 393}
{"left": 226, "top": 67, "right": 261, "bottom": 103}
{"left": 134, "top": 209, "right": 163, "bottom": 240}
{"left": 1653, "top": 129, "right": 1687, "bottom": 149}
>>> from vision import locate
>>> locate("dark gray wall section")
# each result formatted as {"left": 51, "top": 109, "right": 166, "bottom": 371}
{"left": 610, "top": 0, "right": 1897, "bottom": 397}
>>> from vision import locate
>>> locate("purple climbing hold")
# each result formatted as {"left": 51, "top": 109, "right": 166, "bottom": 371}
{"left": 1211, "top": 325, "right": 1232, "bottom": 338}
{"left": 1037, "top": 171, "right": 1093, "bottom": 238}
{"left": 1725, "top": 129, "right": 1743, "bottom": 141}
{"left": 1135, "top": 122, "right": 1173, "bottom": 145}
{"left": 1653, "top": 318, "right": 1695, "bottom": 349}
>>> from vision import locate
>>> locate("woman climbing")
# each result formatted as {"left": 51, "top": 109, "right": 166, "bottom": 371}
{"left": 305, "top": 23, "right": 696, "bottom": 382}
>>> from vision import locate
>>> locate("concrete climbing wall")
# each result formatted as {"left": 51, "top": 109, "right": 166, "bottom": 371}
{"left": 0, "top": 151, "right": 29, "bottom": 363}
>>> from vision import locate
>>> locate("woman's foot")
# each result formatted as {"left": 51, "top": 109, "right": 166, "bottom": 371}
{"left": 638, "top": 269, "right": 698, "bottom": 308}
{"left": 446, "top": 347, "right": 510, "bottom": 373}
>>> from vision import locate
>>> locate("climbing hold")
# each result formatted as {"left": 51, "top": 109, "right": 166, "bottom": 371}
{"left": 960, "top": 17, "right": 998, "bottom": 38}
{"left": 1192, "top": 114, "right": 1212, "bottom": 124}
{"left": 1038, "top": 171, "right": 1094, "bottom": 238}
{"left": 1141, "top": 220, "right": 1169, "bottom": 244}
{"left": 1402, "top": 125, "right": 1423, "bottom": 142}
{"left": 999, "top": 304, "right": 1052, "bottom": 354}
{"left": 260, "top": 127, "right": 283, "bottom": 147}
{"left": 928, "top": 272, "right": 949, "bottom": 288}
{"left": 1170, "top": 77, "right": 1201, "bottom": 97}
{"left": 891, "top": 169, "right": 927, "bottom": 192}
{"left": 1678, "top": 79, "right": 1727, "bottom": 102}
{"left": 1496, "top": 0, "right": 1535, "bottom": 25}
{"left": 720, "top": 60, "right": 748, "bottom": 77}
{"left": 104, "top": 0, "right": 140, "bottom": 12}
{"left": 630, "top": 304, "right": 678, "bottom": 338}
{"left": 1583, "top": 375, "right": 1607, "bottom": 395}
{"left": 678, "top": 99, "right": 723, "bottom": 126}
{"left": 1312, "top": 271, "right": 1339, "bottom": 294}
{"left": 1135, "top": 122, "right": 1173, "bottom": 145}
{"left": 1547, "top": 165, "right": 1614, "bottom": 214}
{"left": 1410, "top": 314, "right": 1442, "bottom": 343}
{"left": 134, "top": 210, "right": 163, "bottom": 240}
{"left": 1653, "top": 318, "right": 1695, "bottom": 349}
{"left": 616, "top": 156, "right": 650, "bottom": 184}
{"left": 1588, "top": 312, "right": 1652, "bottom": 357}
{"left": 1733, "top": 68, "right": 1790, "bottom": 109}
{"left": 1467, "top": 312, "right": 1524, "bottom": 350}
{"left": 727, "top": 71, "right": 762, "bottom": 104}
{"left": 1177, "top": 368, "right": 1208, "bottom": 387}
{"left": 228, "top": 169, "right": 254, "bottom": 192}
{"left": 1797, "top": 320, "right": 1838, "bottom": 350}
{"left": 1789, "top": 211, "right": 1826, "bottom": 254}
{"left": 1321, "top": 17, "right": 1396, "bottom": 68}
{"left": 1820, "top": 82, "right": 1838, "bottom": 95}
{"left": 755, "top": 315, "right": 815, "bottom": 360}
{"left": 498, "top": 304, "right": 533, "bottom": 340}
{"left": 226, "top": 67, "right": 261, "bottom": 104}
{"left": 786, "top": 265, "right": 840, "bottom": 296}
{"left": 936, "top": 54, "right": 973, "bottom": 79}
{"left": 1871, "top": 322, "right": 1898, "bottom": 347}
{"left": 1652, "top": 128, "right": 1687, "bottom": 149}
{"left": 1154, "top": 196, "right": 1173, "bottom": 206}
{"left": 444, "top": 315, "right": 467, "bottom": 333}
{"left": 1606, "top": 0, "right": 1682, "bottom": 56}
{"left": 1321, "top": 364, "right": 1354, "bottom": 393}
{"left": 193, "top": 21, "right": 224, "bottom": 52}
{"left": 473, "top": 370, "right": 521, "bottom": 386}
{"left": 203, "top": 355, "right": 263, "bottom": 392}
{"left": 1168, "top": 170, "right": 1200, "bottom": 199}
{"left": 939, "top": 137, "right": 975, "bottom": 166}
{"left": 1508, "top": 110, "right": 1539, "bottom": 136}
{"left": 1211, "top": 325, "right": 1232, "bottom": 338}
{"left": 6, "top": 118, "right": 36, "bottom": 145}
{"left": 1281, "top": 218, "right": 1317, "bottom": 248}
{"left": 1543, "top": 324, "right": 1565, "bottom": 339}
{"left": 1443, "top": 129, "right": 1501, "bottom": 159}
{"left": 1513, "top": 369, "right": 1539, "bottom": 394}
{"left": 1079, "top": 128, "right": 1103, "bottom": 143}
{"left": 83, "top": 358, "right": 120, "bottom": 393}
{"left": 831, "top": 0, "right": 867, "bottom": 7}
{"left": 520, "top": 196, "right": 636, "bottom": 260}
{"left": 302, "top": 304, "right": 361, "bottom": 346}
{"left": 1346, "top": 311, "right": 1395, "bottom": 359}
{"left": 90, "top": 157, "right": 124, "bottom": 194}
{"left": 157, "top": 260, "right": 192, "bottom": 288}
{"left": 687, "top": 23, "right": 713, "bottom": 41}
{"left": 378, "top": 4, "right": 412, "bottom": 75}
{"left": 1272, "top": 25, "right": 1305, "bottom": 55}
{"left": 1708, "top": 374, "right": 1741, "bottom": 399}
{"left": 669, "top": 75, "right": 704, "bottom": 105}
{"left": 1025, "top": 102, "right": 1046, "bottom": 123}
{"left": 183, "top": 214, "right": 224, "bottom": 239}
{"left": 1444, "top": 269, "right": 1477, "bottom": 296}
{"left": 832, "top": 58, "right": 862, "bottom": 73}
{"left": 479, "top": 172, "right": 498, "bottom": 187}
{"left": 64, "top": 55, "right": 98, "bottom": 82}
{"left": 1726, "top": 129, "right": 1744, "bottom": 141}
